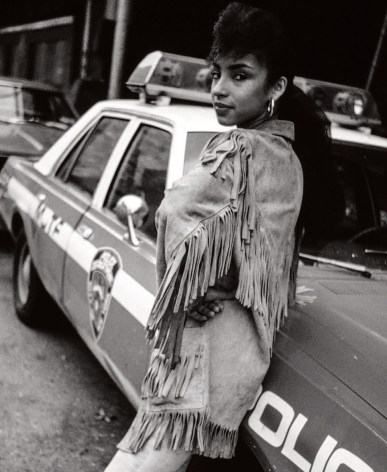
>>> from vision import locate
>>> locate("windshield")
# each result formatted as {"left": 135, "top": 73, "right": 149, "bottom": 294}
{"left": 0, "top": 84, "right": 76, "bottom": 126}
{"left": 302, "top": 141, "right": 387, "bottom": 271}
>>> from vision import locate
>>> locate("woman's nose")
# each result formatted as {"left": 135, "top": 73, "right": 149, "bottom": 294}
{"left": 211, "top": 77, "right": 228, "bottom": 97}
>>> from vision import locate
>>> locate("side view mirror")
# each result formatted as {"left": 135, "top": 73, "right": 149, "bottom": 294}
{"left": 115, "top": 194, "right": 149, "bottom": 246}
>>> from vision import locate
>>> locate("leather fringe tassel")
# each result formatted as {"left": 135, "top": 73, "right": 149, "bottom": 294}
{"left": 141, "top": 345, "right": 204, "bottom": 399}
{"left": 124, "top": 407, "right": 238, "bottom": 459}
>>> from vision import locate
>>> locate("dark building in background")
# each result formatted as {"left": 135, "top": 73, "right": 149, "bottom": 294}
{"left": 0, "top": 17, "right": 75, "bottom": 89}
{"left": 0, "top": 0, "right": 83, "bottom": 89}
{"left": 0, "top": 0, "right": 386, "bottom": 116}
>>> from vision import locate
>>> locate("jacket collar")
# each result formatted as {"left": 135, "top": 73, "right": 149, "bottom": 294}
{"left": 254, "top": 119, "right": 295, "bottom": 142}
{"left": 239, "top": 117, "right": 294, "bottom": 142}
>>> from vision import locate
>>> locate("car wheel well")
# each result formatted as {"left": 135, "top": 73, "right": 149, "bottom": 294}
{"left": 13, "top": 230, "right": 60, "bottom": 327}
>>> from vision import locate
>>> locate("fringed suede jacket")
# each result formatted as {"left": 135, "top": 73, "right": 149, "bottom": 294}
{"left": 118, "top": 119, "right": 303, "bottom": 459}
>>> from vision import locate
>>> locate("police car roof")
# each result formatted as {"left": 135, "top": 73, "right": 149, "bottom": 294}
{"left": 331, "top": 124, "right": 387, "bottom": 150}
{"left": 115, "top": 99, "right": 387, "bottom": 150}
{"left": 96, "top": 99, "right": 228, "bottom": 132}
{"left": 96, "top": 99, "right": 387, "bottom": 147}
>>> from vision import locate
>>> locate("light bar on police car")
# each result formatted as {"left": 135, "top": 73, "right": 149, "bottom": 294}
{"left": 126, "top": 51, "right": 212, "bottom": 104}
{"left": 294, "top": 76, "right": 381, "bottom": 128}
{"left": 127, "top": 52, "right": 382, "bottom": 129}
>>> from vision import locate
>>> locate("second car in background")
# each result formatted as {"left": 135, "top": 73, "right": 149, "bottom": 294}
{"left": 0, "top": 76, "right": 78, "bottom": 171}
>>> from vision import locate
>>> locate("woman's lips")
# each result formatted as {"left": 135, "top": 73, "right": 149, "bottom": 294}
{"left": 214, "top": 102, "right": 232, "bottom": 116}
{"left": 214, "top": 101, "right": 232, "bottom": 109}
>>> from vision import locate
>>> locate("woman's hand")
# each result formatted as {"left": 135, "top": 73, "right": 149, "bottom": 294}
{"left": 188, "top": 287, "right": 236, "bottom": 322}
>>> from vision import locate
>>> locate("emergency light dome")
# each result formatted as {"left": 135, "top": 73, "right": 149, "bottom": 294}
{"left": 294, "top": 76, "right": 381, "bottom": 128}
{"left": 126, "top": 51, "right": 212, "bottom": 104}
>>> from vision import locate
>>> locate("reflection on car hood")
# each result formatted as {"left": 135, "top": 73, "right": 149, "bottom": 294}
{"left": 284, "top": 265, "right": 387, "bottom": 418}
{"left": 0, "top": 121, "right": 64, "bottom": 157}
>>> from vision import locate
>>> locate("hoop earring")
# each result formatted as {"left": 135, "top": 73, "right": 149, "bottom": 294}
{"left": 267, "top": 98, "right": 275, "bottom": 117}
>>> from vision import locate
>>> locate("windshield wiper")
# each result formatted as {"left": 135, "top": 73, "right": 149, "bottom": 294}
{"left": 299, "top": 253, "right": 372, "bottom": 278}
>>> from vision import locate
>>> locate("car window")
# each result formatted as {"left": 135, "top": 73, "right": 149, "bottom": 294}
{"left": 332, "top": 157, "right": 365, "bottom": 238}
{"left": 56, "top": 117, "right": 129, "bottom": 197}
{"left": 366, "top": 155, "right": 387, "bottom": 227}
{"left": 184, "top": 131, "right": 216, "bottom": 174}
{"left": 302, "top": 143, "right": 387, "bottom": 270}
{"left": 0, "top": 85, "right": 75, "bottom": 124}
{"left": 331, "top": 145, "right": 387, "bottom": 237}
{"left": 22, "top": 89, "right": 51, "bottom": 120}
{"left": 0, "top": 85, "right": 18, "bottom": 120}
{"left": 105, "top": 124, "right": 172, "bottom": 240}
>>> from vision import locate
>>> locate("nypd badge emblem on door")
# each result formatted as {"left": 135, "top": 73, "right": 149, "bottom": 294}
{"left": 88, "top": 248, "right": 122, "bottom": 340}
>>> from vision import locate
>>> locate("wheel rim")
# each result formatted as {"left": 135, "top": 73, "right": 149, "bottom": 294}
{"left": 17, "top": 243, "right": 31, "bottom": 306}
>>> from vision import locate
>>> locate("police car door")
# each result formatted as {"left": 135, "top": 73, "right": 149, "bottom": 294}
{"left": 63, "top": 118, "right": 174, "bottom": 400}
{"left": 31, "top": 113, "right": 131, "bottom": 305}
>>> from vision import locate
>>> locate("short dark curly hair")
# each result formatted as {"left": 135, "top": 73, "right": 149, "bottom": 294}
{"left": 208, "top": 2, "right": 294, "bottom": 87}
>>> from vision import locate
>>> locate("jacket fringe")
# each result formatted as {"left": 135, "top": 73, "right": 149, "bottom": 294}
{"left": 141, "top": 344, "right": 204, "bottom": 399}
{"left": 146, "top": 130, "right": 294, "bottom": 363}
{"left": 147, "top": 204, "right": 237, "bottom": 365}
{"left": 123, "top": 407, "right": 238, "bottom": 459}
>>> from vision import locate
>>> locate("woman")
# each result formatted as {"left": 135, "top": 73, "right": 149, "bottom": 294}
{"left": 105, "top": 3, "right": 304, "bottom": 471}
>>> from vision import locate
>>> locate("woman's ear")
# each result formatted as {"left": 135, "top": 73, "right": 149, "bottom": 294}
{"left": 271, "top": 76, "right": 288, "bottom": 101}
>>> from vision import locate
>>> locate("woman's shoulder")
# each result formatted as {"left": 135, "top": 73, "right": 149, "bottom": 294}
{"left": 199, "top": 129, "right": 256, "bottom": 164}
{"left": 202, "top": 123, "right": 294, "bottom": 150}
{"left": 200, "top": 126, "right": 294, "bottom": 166}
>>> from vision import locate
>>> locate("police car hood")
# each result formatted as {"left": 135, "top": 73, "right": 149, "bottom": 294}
{"left": 284, "top": 265, "right": 387, "bottom": 418}
{"left": 0, "top": 121, "right": 64, "bottom": 157}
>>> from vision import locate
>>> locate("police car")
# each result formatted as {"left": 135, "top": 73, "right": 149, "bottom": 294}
{"left": 0, "top": 52, "right": 386, "bottom": 472}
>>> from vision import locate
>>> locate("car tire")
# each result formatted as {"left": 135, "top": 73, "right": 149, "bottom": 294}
{"left": 13, "top": 231, "right": 51, "bottom": 327}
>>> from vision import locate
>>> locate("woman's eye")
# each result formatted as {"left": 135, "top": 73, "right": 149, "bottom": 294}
{"left": 211, "top": 71, "right": 220, "bottom": 80}
{"left": 234, "top": 73, "right": 247, "bottom": 81}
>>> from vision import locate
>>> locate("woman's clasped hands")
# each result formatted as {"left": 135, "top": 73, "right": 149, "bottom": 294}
{"left": 188, "top": 287, "right": 236, "bottom": 322}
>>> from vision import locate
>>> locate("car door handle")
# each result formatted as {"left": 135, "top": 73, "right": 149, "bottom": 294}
{"left": 78, "top": 224, "right": 94, "bottom": 240}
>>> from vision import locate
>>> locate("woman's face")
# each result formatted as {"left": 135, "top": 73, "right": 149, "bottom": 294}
{"left": 210, "top": 54, "right": 271, "bottom": 127}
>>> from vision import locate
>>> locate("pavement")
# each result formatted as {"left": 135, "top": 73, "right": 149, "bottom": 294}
{"left": 0, "top": 234, "right": 135, "bottom": 472}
